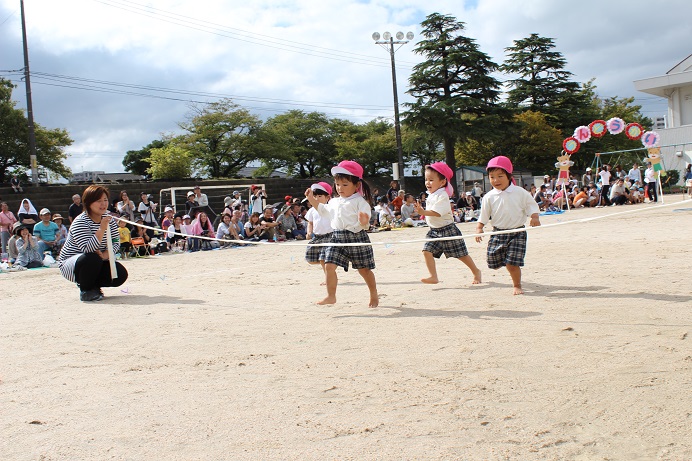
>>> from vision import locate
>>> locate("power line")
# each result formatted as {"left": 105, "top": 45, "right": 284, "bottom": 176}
{"left": 88, "top": 0, "right": 417, "bottom": 71}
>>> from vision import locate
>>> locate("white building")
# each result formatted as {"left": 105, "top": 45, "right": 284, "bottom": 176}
{"left": 634, "top": 54, "right": 692, "bottom": 184}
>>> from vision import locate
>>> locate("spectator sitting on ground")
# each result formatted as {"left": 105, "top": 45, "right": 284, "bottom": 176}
{"left": 216, "top": 213, "right": 241, "bottom": 247}
{"left": 244, "top": 212, "right": 264, "bottom": 241}
{"left": 230, "top": 210, "right": 245, "bottom": 240}
{"left": 17, "top": 198, "right": 39, "bottom": 233}
{"left": 290, "top": 203, "right": 308, "bottom": 239}
{"left": 401, "top": 194, "right": 419, "bottom": 221}
{"left": 609, "top": 178, "right": 628, "bottom": 206}
{"left": 551, "top": 184, "right": 568, "bottom": 209}
{"left": 573, "top": 187, "right": 588, "bottom": 208}
{"left": 7, "top": 222, "right": 21, "bottom": 264}
{"left": 533, "top": 185, "right": 549, "bottom": 211}
{"left": 15, "top": 224, "right": 44, "bottom": 268}
{"left": 68, "top": 194, "right": 83, "bottom": 224}
{"left": 51, "top": 213, "right": 69, "bottom": 249}
{"left": 457, "top": 191, "right": 479, "bottom": 212}
{"left": 181, "top": 214, "right": 192, "bottom": 235}
{"left": 188, "top": 211, "right": 216, "bottom": 251}
{"left": 587, "top": 183, "right": 600, "bottom": 207}
{"left": 33, "top": 208, "right": 59, "bottom": 255}
{"left": 629, "top": 182, "right": 643, "bottom": 204}
{"left": 259, "top": 206, "right": 279, "bottom": 241}
{"left": 167, "top": 214, "right": 187, "bottom": 251}
{"left": 377, "top": 196, "right": 395, "bottom": 226}
{"left": 276, "top": 205, "right": 303, "bottom": 240}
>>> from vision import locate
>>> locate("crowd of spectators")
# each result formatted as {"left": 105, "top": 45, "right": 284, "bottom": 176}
{"left": 0, "top": 161, "right": 684, "bottom": 271}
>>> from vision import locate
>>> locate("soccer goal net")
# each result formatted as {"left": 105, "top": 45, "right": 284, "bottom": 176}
{"left": 158, "top": 183, "right": 266, "bottom": 216}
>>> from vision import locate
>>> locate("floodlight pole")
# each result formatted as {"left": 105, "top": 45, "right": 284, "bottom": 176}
{"left": 374, "top": 32, "right": 411, "bottom": 191}
{"left": 20, "top": 0, "right": 39, "bottom": 184}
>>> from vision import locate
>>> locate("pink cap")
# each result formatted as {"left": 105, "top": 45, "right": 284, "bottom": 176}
{"left": 427, "top": 162, "right": 454, "bottom": 197}
{"left": 331, "top": 160, "right": 364, "bottom": 179}
{"left": 311, "top": 181, "right": 333, "bottom": 195}
{"left": 486, "top": 156, "right": 513, "bottom": 174}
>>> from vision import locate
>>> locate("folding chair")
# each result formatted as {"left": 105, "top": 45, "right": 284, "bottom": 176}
{"left": 131, "top": 237, "right": 152, "bottom": 257}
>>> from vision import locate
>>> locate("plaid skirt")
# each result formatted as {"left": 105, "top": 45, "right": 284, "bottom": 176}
{"left": 423, "top": 223, "right": 469, "bottom": 259}
{"left": 305, "top": 232, "right": 332, "bottom": 263}
{"left": 323, "top": 230, "right": 375, "bottom": 271}
{"left": 486, "top": 226, "right": 527, "bottom": 269}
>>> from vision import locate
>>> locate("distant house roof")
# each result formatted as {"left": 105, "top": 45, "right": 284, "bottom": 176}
{"left": 236, "top": 166, "right": 288, "bottom": 178}
{"left": 94, "top": 173, "right": 145, "bottom": 183}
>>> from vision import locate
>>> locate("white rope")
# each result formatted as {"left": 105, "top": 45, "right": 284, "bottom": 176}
{"left": 113, "top": 197, "right": 692, "bottom": 249}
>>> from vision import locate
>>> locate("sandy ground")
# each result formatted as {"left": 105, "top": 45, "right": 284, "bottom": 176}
{"left": 1, "top": 196, "right": 691, "bottom": 461}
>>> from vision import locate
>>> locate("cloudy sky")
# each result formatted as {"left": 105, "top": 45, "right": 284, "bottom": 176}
{"left": 0, "top": 0, "right": 689, "bottom": 176}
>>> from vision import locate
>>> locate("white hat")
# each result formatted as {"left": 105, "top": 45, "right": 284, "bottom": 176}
{"left": 164, "top": 206, "right": 173, "bottom": 212}
{"left": 39, "top": 208, "right": 51, "bottom": 216}
{"left": 183, "top": 214, "right": 191, "bottom": 219}
{"left": 586, "top": 167, "right": 592, "bottom": 171}
{"left": 465, "top": 191, "right": 472, "bottom": 196}
{"left": 187, "top": 191, "right": 195, "bottom": 197}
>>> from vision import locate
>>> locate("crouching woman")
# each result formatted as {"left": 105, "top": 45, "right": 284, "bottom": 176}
{"left": 58, "top": 185, "right": 128, "bottom": 302}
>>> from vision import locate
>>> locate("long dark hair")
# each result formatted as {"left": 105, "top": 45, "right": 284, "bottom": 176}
{"left": 333, "top": 174, "right": 372, "bottom": 203}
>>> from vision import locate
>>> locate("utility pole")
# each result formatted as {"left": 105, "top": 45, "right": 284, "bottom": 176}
{"left": 373, "top": 31, "right": 413, "bottom": 191}
{"left": 20, "top": 0, "right": 39, "bottom": 184}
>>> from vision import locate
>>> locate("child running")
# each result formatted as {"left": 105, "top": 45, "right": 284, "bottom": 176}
{"left": 414, "top": 162, "right": 482, "bottom": 285}
{"left": 304, "top": 182, "right": 334, "bottom": 286}
{"left": 475, "top": 156, "right": 541, "bottom": 295}
{"left": 304, "top": 160, "right": 378, "bottom": 308}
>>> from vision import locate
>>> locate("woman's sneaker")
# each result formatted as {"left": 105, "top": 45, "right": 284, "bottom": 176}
{"left": 80, "top": 289, "right": 104, "bottom": 302}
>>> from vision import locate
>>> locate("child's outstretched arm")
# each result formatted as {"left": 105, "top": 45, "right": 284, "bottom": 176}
{"left": 475, "top": 222, "right": 485, "bottom": 243}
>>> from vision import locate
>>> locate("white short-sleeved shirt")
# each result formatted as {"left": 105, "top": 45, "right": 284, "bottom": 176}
{"left": 424, "top": 188, "right": 454, "bottom": 228}
{"left": 599, "top": 170, "right": 611, "bottom": 186}
{"left": 317, "top": 194, "right": 371, "bottom": 233}
{"left": 306, "top": 207, "right": 333, "bottom": 235}
{"left": 479, "top": 184, "right": 540, "bottom": 230}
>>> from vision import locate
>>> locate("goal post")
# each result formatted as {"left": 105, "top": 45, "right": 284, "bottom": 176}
{"left": 158, "top": 183, "right": 266, "bottom": 216}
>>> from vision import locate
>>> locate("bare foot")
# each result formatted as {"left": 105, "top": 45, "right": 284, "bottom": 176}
{"left": 369, "top": 295, "right": 379, "bottom": 308}
{"left": 317, "top": 296, "right": 336, "bottom": 305}
{"left": 513, "top": 286, "right": 524, "bottom": 295}
{"left": 472, "top": 269, "right": 482, "bottom": 285}
{"left": 421, "top": 276, "right": 439, "bottom": 284}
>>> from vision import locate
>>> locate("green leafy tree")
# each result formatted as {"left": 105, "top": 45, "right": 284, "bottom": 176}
{"left": 0, "top": 78, "right": 72, "bottom": 182}
{"left": 178, "top": 99, "right": 263, "bottom": 178}
{"left": 503, "top": 34, "right": 594, "bottom": 133}
{"left": 404, "top": 13, "right": 502, "bottom": 185}
{"left": 146, "top": 142, "right": 194, "bottom": 180}
{"left": 123, "top": 139, "right": 167, "bottom": 178}
{"left": 335, "top": 118, "right": 398, "bottom": 176}
{"left": 261, "top": 110, "right": 338, "bottom": 178}
{"left": 400, "top": 126, "right": 444, "bottom": 176}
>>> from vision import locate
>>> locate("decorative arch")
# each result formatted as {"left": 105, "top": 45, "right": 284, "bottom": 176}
{"left": 561, "top": 118, "right": 660, "bottom": 155}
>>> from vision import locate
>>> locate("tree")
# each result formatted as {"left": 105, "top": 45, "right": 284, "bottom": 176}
{"left": 123, "top": 139, "right": 167, "bottom": 178}
{"left": 178, "top": 99, "right": 263, "bottom": 178}
{"left": 404, "top": 13, "right": 501, "bottom": 186}
{"left": 502, "top": 34, "right": 593, "bottom": 133}
{"left": 335, "top": 118, "right": 398, "bottom": 176}
{"left": 261, "top": 110, "right": 337, "bottom": 178}
{"left": 0, "top": 78, "right": 72, "bottom": 182}
{"left": 146, "top": 142, "right": 194, "bottom": 180}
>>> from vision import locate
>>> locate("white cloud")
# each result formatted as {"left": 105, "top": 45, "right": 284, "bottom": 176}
{"left": 1, "top": 0, "right": 688, "bottom": 175}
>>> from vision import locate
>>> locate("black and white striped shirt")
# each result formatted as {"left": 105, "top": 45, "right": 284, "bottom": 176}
{"left": 58, "top": 212, "right": 120, "bottom": 283}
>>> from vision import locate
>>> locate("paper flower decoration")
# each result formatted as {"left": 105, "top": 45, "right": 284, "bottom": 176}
{"left": 573, "top": 126, "right": 592, "bottom": 143}
{"left": 563, "top": 137, "right": 580, "bottom": 154}
{"left": 589, "top": 120, "right": 607, "bottom": 137}
{"left": 641, "top": 131, "right": 660, "bottom": 148}
{"left": 607, "top": 117, "right": 625, "bottom": 135}
{"left": 625, "top": 122, "right": 643, "bottom": 140}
